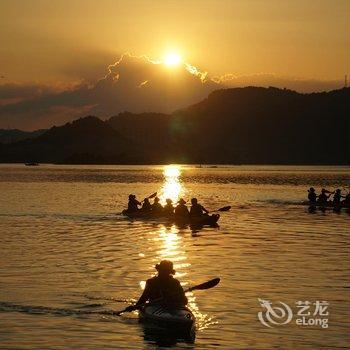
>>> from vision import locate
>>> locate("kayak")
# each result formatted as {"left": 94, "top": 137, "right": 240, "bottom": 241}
{"left": 174, "top": 214, "right": 220, "bottom": 227}
{"left": 301, "top": 201, "right": 350, "bottom": 209}
{"left": 139, "top": 304, "right": 196, "bottom": 335}
{"left": 122, "top": 210, "right": 220, "bottom": 226}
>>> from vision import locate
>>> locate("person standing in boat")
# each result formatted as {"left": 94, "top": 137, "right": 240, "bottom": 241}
{"left": 163, "top": 198, "right": 175, "bottom": 216}
{"left": 175, "top": 198, "right": 189, "bottom": 218}
{"left": 127, "top": 194, "right": 141, "bottom": 212}
{"left": 189, "top": 198, "right": 209, "bottom": 217}
{"left": 134, "top": 260, "right": 187, "bottom": 308}
{"left": 151, "top": 197, "right": 163, "bottom": 213}
{"left": 141, "top": 197, "right": 152, "bottom": 212}
{"left": 317, "top": 189, "right": 332, "bottom": 205}
{"left": 307, "top": 187, "right": 317, "bottom": 203}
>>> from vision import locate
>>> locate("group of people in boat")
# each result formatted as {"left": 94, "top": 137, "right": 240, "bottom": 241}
{"left": 127, "top": 194, "right": 209, "bottom": 218}
{"left": 307, "top": 187, "right": 350, "bottom": 206}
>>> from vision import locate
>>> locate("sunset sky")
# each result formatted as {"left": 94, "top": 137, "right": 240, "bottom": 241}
{"left": 0, "top": 0, "right": 349, "bottom": 129}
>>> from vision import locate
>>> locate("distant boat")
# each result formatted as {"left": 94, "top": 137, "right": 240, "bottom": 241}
{"left": 25, "top": 162, "right": 39, "bottom": 166}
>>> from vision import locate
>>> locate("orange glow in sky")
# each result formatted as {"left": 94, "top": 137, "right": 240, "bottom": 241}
{"left": 2, "top": 0, "right": 349, "bottom": 84}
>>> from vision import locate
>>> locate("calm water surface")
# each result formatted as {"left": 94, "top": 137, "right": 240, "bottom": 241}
{"left": 0, "top": 165, "right": 349, "bottom": 349}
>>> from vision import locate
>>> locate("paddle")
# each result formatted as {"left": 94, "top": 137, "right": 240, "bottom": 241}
{"left": 115, "top": 277, "right": 220, "bottom": 316}
{"left": 142, "top": 192, "right": 157, "bottom": 202}
{"left": 186, "top": 277, "right": 220, "bottom": 291}
{"left": 210, "top": 205, "right": 231, "bottom": 213}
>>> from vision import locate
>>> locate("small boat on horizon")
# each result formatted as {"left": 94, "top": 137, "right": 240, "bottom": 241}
{"left": 25, "top": 162, "right": 39, "bottom": 166}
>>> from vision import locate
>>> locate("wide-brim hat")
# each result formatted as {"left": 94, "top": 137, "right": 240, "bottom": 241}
{"left": 155, "top": 260, "right": 175, "bottom": 275}
{"left": 308, "top": 187, "right": 315, "bottom": 192}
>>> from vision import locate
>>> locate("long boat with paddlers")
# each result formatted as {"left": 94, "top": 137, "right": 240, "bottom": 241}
{"left": 122, "top": 191, "right": 230, "bottom": 226}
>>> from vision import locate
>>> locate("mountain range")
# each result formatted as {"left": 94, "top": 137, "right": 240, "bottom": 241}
{"left": 0, "top": 87, "right": 349, "bottom": 165}
{"left": 0, "top": 129, "right": 46, "bottom": 144}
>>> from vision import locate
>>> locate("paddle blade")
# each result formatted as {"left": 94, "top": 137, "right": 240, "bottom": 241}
{"left": 148, "top": 192, "right": 157, "bottom": 199}
{"left": 114, "top": 305, "right": 138, "bottom": 316}
{"left": 218, "top": 206, "right": 231, "bottom": 212}
{"left": 187, "top": 278, "right": 220, "bottom": 292}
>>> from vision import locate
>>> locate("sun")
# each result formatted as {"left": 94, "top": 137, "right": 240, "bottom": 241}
{"left": 163, "top": 53, "right": 182, "bottom": 67}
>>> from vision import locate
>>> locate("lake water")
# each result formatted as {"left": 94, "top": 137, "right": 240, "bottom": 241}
{"left": 0, "top": 164, "right": 349, "bottom": 349}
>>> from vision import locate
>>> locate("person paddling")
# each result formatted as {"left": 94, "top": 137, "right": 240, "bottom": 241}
{"left": 127, "top": 194, "right": 141, "bottom": 212}
{"left": 151, "top": 197, "right": 163, "bottom": 214}
{"left": 332, "top": 189, "right": 343, "bottom": 206}
{"left": 163, "top": 198, "right": 175, "bottom": 216}
{"left": 317, "top": 189, "right": 332, "bottom": 205}
{"left": 189, "top": 198, "right": 209, "bottom": 217}
{"left": 141, "top": 197, "right": 152, "bottom": 212}
{"left": 307, "top": 187, "right": 317, "bottom": 203}
{"left": 175, "top": 198, "right": 189, "bottom": 218}
{"left": 133, "top": 260, "right": 187, "bottom": 308}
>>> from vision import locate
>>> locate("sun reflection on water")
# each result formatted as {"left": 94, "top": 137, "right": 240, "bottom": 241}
{"left": 159, "top": 165, "right": 185, "bottom": 205}
{"left": 137, "top": 165, "right": 214, "bottom": 330}
{"left": 143, "top": 222, "right": 213, "bottom": 330}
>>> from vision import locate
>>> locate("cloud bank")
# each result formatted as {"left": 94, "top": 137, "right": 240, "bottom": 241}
{"left": 0, "top": 53, "right": 345, "bottom": 130}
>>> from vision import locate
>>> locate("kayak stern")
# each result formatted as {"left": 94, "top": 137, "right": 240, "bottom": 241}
{"left": 139, "top": 304, "right": 196, "bottom": 335}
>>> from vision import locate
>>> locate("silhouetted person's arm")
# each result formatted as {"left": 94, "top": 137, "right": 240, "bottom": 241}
{"left": 174, "top": 280, "right": 188, "bottom": 305}
{"left": 136, "top": 281, "right": 151, "bottom": 306}
{"left": 202, "top": 205, "right": 209, "bottom": 214}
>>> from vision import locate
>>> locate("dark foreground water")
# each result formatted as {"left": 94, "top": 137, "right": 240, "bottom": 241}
{"left": 0, "top": 165, "right": 349, "bottom": 349}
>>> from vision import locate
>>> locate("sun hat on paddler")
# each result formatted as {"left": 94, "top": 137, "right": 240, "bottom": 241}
{"left": 155, "top": 260, "right": 175, "bottom": 275}
{"left": 308, "top": 187, "right": 315, "bottom": 192}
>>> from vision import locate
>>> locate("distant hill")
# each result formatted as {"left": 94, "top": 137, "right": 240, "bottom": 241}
{"left": 108, "top": 87, "right": 350, "bottom": 164}
{"left": 0, "top": 116, "right": 142, "bottom": 164}
{"left": 1, "top": 87, "right": 349, "bottom": 164}
{"left": 0, "top": 128, "right": 46, "bottom": 143}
